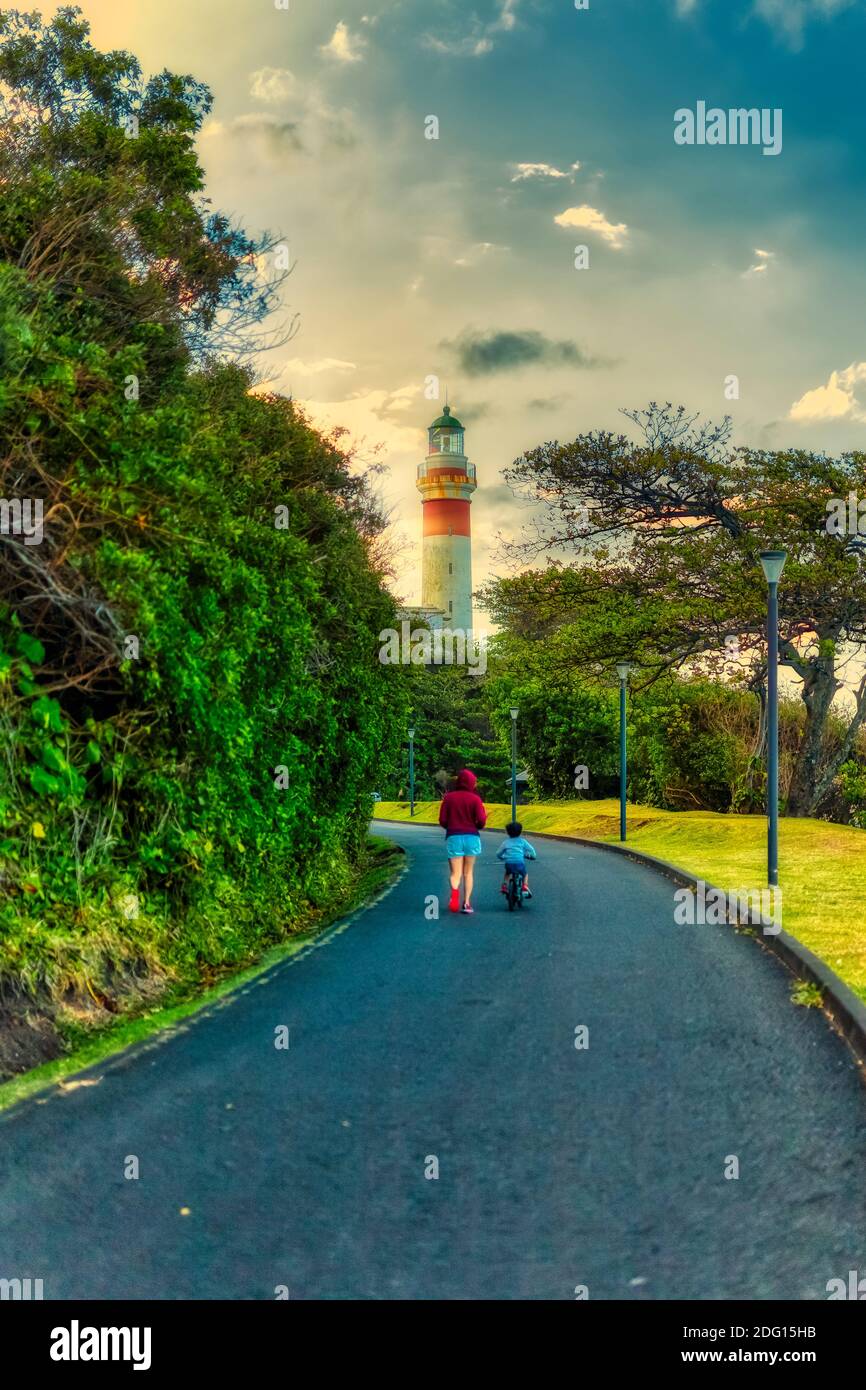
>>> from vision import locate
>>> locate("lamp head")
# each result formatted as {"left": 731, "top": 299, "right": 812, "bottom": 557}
{"left": 510, "top": 708, "right": 518, "bottom": 720}
{"left": 759, "top": 549, "right": 787, "bottom": 585}
{"left": 408, "top": 727, "right": 415, "bottom": 740}
{"left": 615, "top": 661, "right": 634, "bottom": 682}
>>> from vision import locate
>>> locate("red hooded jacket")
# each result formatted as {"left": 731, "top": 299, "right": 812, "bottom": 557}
{"left": 439, "top": 769, "right": 487, "bottom": 836}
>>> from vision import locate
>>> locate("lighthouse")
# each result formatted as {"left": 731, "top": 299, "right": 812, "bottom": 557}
{"left": 416, "top": 404, "right": 477, "bottom": 633}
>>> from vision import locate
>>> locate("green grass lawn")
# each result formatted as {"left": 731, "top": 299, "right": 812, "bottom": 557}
{"left": 375, "top": 800, "right": 866, "bottom": 1002}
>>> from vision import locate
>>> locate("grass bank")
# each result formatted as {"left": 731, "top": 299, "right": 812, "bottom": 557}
{"left": 0, "top": 835, "right": 404, "bottom": 1113}
{"left": 375, "top": 800, "right": 866, "bottom": 1002}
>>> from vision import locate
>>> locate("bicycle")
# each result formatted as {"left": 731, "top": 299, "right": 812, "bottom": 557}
{"left": 506, "top": 867, "right": 525, "bottom": 911}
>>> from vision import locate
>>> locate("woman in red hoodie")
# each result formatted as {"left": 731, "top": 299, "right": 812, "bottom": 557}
{"left": 438, "top": 768, "right": 487, "bottom": 915}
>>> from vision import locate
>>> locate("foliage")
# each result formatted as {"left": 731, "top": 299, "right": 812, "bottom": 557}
{"left": 838, "top": 761, "right": 866, "bottom": 829}
{"left": 378, "top": 662, "right": 510, "bottom": 803}
{"left": 0, "top": 10, "right": 402, "bottom": 1030}
{"left": 483, "top": 401, "right": 866, "bottom": 817}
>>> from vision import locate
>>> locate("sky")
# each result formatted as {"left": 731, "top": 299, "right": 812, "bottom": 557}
{"left": 33, "top": 0, "right": 866, "bottom": 626}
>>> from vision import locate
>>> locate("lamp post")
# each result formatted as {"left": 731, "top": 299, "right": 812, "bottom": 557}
{"left": 615, "top": 663, "right": 633, "bottom": 842}
{"left": 408, "top": 726, "right": 415, "bottom": 818}
{"left": 510, "top": 708, "right": 518, "bottom": 822}
{"left": 758, "top": 550, "right": 787, "bottom": 887}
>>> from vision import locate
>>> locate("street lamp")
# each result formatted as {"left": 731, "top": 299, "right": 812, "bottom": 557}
{"left": 759, "top": 550, "right": 787, "bottom": 887}
{"left": 408, "top": 726, "right": 415, "bottom": 818}
{"left": 510, "top": 708, "right": 519, "bottom": 822}
{"left": 615, "top": 663, "right": 634, "bottom": 842}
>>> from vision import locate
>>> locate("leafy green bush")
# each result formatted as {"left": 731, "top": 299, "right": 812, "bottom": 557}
{"left": 0, "top": 10, "right": 405, "bottom": 1028}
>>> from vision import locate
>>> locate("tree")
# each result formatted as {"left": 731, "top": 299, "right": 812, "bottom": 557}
{"left": 483, "top": 403, "right": 866, "bottom": 816}
{"left": 0, "top": 9, "right": 404, "bottom": 1030}
{"left": 379, "top": 662, "right": 511, "bottom": 803}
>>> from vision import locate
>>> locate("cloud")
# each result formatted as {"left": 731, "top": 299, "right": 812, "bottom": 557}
{"left": 677, "top": 0, "right": 854, "bottom": 47}
{"left": 511, "top": 161, "right": 581, "bottom": 182}
{"left": 753, "top": 0, "right": 854, "bottom": 48}
{"left": 201, "top": 83, "right": 357, "bottom": 162}
{"left": 452, "top": 241, "right": 510, "bottom": 267}
{"left": 457, "top": 402, "right": 491, "bottom": 422}
{"left": 554, "top": 204, "right": 629, "bottom": 249}
{"left": 423, "top": 0, "right": 522, "bottom": 57}
{"left": 743, "top": 247, "right": 775, "bottom": 276}
{"left": 444, "top": 329, "right": 604, "bottom": 376}
{"left": 250, "top": 67, "right": 297, "bottom": 103}
{"left": 202, "top": 114, "right": 304, "bottom": 156}
{"left": 321, "top": 21, "right": 367, "bottom": 63}
{"left": 300, "top": 386, "right": 424, "bottom": 456}
{"left": 789, "top": 362, "right": 866, "bottom": 423}
{"left": 527, "top": 394, "right": 568, "bottom": 410}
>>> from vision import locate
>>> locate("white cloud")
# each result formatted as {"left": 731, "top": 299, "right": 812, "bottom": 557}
{"left": 419, "top": 235, "right": 508, "bottom": 268}
{"left": 495, "top": 0, "right": 521, "bottom": 31}
{"left": 321, "top": 21, "right": 367, "bottom": 64}
{"left": 453, "top": 241, "right": 510, "bottom": 267}
{"left": 301, "top": 387, "right": 424, "bottom": 455}
{"left": 250, "top": 67, "right": 297, "bottom": 103}
{"left": 511, "top": 161, "right": 581, "bottom": 182}
{"left": 200, "top": 81, "right": 357, "bottom": 163}
{"left": 554, "top": 204, "right": 629, "bottom": 249}
{"left": 677, "top": 0, "right": 854, "bottom": 47}
{"left": 753, "top": 0, "right": 854, "bottom": 48}
{"left": 789, "top": 362, "right": 866, "bottom": 423}
{"left": 423, "top": 0, "right": 522, "bottom": 57}
{"left": 743, "top": 247, "right": 775, "bottom": 276}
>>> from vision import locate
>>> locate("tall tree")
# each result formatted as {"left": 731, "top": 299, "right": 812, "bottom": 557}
{"left": 483, "top": 403, "right": 866, "bottom": 816}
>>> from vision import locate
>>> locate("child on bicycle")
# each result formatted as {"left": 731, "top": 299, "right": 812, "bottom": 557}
{"left": 497, "top": 821, "right": 537, "bottom": 898}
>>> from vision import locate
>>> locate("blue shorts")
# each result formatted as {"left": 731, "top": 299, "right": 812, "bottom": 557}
{"left": 445, "top": 834, "right": 482, "bottom": 858}
{"left": 503, "top": 860, "right": 526, "bottom": 876}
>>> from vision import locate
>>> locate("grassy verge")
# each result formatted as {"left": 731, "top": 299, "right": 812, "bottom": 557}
{"left": 0, "top": 835, "right": 405, "bottom": 1114}
{"left": 375, "top": 800, "right": 866, "bottom": 1002}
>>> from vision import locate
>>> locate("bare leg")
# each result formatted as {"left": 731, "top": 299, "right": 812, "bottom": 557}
{"left": 449, "top": 856, "right": 464, "bottom": 891}
{"left": 463, "top": 857, "right": 475, "bottom": 905}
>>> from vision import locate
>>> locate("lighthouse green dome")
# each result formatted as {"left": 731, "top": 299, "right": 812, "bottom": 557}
{"left": 429, "top": 404, "right": 464, "bottom": 430}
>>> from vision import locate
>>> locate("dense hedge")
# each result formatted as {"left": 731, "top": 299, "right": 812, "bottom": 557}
{"left": 0, "top": 297, "right": 403, "bottom": 1003}
{"left": 0, "top": 10, "right": 404, "bottom": 1019}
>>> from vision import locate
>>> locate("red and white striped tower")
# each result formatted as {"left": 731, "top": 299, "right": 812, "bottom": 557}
{"left": 416, "top": 404, "right": 476, "bottom": 632}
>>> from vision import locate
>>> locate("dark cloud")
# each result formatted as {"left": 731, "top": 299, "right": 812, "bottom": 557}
{"left": 458, "top": 401, "right": 490, "bottom": 422}
{"left": 443, "top": 328, "right": 605, "bottom": 377}
{"left": 527, "top": 394, "right": 568, "bottom": 411}
{"left": 225, "top": 109, "right": 357, "bottom": 159}
{"left": 231, "top": 114, "right": 304, "bottom": 155}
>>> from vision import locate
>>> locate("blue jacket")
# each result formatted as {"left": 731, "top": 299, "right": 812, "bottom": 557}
{"left": 496, "top": 836, "right": 537, "bottom": 864}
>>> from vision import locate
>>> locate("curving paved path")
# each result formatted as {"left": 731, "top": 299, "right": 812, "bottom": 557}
{"left": 1, "top": 820, "right": 866, "bottom": 1300}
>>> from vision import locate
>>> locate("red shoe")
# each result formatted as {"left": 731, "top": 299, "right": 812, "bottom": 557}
{"left": 449, "top": 888, "right": 460, "bottom": 913}
{"left": 461, "top": 903, "right": 474, "bottom": 914}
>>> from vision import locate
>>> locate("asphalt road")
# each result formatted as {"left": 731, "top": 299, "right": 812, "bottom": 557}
{"left": 2, "top": 820, "right": 866, "bottom": 1300}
